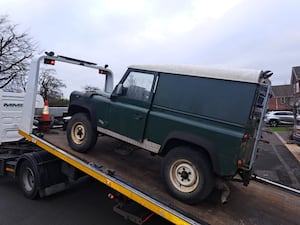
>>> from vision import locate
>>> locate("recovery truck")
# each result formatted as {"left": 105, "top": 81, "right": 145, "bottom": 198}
{"left": 0, "top": 52, "right": 300, "bottom": 225}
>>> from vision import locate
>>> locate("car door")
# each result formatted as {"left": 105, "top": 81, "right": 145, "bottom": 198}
{"left": 284, "top": 111, "right": 295, "bottom": 124}
{"left": 108, "top": 70, "right": 156, "bottom": 142}
{"left": 278, "top": 111, "right": 293, "bottom": 124}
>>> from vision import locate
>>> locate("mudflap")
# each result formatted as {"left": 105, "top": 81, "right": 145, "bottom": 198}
{"left": 237, "top": 169, "right": 252, "bottom": 186}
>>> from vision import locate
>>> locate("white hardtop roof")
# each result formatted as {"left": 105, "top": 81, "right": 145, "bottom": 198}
{"left": 129, "top": 64, "right": 262, "bottom": 84}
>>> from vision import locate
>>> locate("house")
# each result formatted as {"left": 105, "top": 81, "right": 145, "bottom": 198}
{"left": 291, "top": 66, "right": 300, "bottom": 100}
{"left": 268, "top": 66, "right": 300, "bottom": 111}
{"left": 268, "top": 84, "right": 293, "bottom": 111}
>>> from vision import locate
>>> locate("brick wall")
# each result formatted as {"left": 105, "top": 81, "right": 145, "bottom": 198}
{"left": 268, "top": 96, "right": 292, "bottom": 111}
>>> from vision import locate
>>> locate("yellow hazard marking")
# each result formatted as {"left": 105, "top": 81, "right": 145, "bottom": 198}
{"left": 18, "top": 129, "right": 192, "bottom": 225}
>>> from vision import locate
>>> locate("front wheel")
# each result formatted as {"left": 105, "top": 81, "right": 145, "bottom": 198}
{"left": 162, "top": 146, "right": 215, "bottom": 204}
{"left": 66, "top": 113, "right": 97, "bottom": 153}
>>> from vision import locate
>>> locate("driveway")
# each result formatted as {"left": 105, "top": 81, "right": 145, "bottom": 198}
{"left": 254, "top": 128, "right": 300, "bottom": 190}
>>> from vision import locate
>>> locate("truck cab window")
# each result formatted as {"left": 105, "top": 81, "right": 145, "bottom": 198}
{"left": 123, "top": 71, "right": 154, "bottom": 102}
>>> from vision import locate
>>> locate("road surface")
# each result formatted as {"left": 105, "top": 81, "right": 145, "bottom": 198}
{"left": 0, "top": 176, "right": 171, "bottom": 225}
{"left": 0, "top": 128, "right": 299, "bottom": 225}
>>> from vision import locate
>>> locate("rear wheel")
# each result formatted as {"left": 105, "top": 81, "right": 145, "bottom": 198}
{"left": 162, "top": 146, "right": 215, "bottom": 204}
{"left": 66, "top": 113, "right": 97, "bottom": 152}
{"left": 18, "top": 160, "right": 39, "bottom": 199}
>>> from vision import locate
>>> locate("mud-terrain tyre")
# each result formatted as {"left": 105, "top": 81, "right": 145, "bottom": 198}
{"left": 66, "top": 113, "right": 97, "bottom": 153}
{"left": 18, "top": 160, "right": 40, "bottom": 199}
{"left": 162, "top": 146, "right": 215, "bottom": 204}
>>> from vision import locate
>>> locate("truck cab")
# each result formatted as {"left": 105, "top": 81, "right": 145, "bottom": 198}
{"left": 0, "top": 90, "right": 44, "bottom": 144}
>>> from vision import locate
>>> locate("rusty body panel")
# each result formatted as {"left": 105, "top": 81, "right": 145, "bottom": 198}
{"left": 43, "top": 130, "right": 300, "bottom": 225}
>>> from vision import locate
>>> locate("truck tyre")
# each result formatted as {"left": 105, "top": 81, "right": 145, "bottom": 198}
{"left": 66, "top": 113, "right": 97, "bottom": 152}
{"left": 162, "top": 146, "right": 215, "bottom": 204}
{"left": 18, "top": 160, "right": 40, "bottom": 199}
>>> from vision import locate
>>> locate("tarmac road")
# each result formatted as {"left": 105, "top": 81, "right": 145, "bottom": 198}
{"left": 0, "top": 177, "right": 171, "bottom": 225}
{"left": 0, "top": 128, "right": 299, "bottom": 225}
{"left": 254, "top": 129, "right": 300, "bottom": 190}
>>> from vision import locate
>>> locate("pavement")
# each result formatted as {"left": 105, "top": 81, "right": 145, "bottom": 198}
{"left": 276, "top": 131, "right": 300, "bottom": 162}
{"left": 253, "top": 127, "right": 300, "bottom": 190}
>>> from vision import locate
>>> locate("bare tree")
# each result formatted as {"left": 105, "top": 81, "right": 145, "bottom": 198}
{"left": 0, "top": 15, "right": 36, "bottom": 91}
{"left": 39, "top": 68, "right": 66, "bottom": 102}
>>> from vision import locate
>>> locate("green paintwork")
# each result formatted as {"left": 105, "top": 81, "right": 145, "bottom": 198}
{"left": 69, "top": 67, "right": 269, "bottom": 178}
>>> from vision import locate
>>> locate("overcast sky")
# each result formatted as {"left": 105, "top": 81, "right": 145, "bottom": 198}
{"left": 2, "top": 0, "right": 300, "bottom": 96}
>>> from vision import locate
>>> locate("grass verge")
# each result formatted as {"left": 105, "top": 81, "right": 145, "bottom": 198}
{"left": 268, "top": 126, "right": 292, "bottom": 132}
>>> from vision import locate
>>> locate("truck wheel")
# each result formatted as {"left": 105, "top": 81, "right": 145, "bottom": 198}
{"left": 66, "top": 113, "right": 97, "bottom": 152}
{"left": 162, "top": 146, "right": 215, "bottom": 204}
{"left": 18, "top": 160, "right": 39, "bottom": 199}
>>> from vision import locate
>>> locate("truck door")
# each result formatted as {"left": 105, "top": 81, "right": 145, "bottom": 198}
{"left": 109, "top": 70, "right": 156, "bottom": 142}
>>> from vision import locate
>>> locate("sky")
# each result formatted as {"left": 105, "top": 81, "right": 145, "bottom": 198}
{"left": 2, "top": 0, "right": 300, "bottom": 96}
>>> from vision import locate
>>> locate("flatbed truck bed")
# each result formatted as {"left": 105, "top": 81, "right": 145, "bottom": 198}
{"left": 19, "top": 128, "right": 300, "bottom": 225}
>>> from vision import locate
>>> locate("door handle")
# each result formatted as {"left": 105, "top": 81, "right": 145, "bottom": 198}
{"left": 134, "top": 114, "right": 144, "bottom": 120}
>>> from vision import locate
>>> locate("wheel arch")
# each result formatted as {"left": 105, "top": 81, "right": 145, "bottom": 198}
{"left": 269, "top": 119, "right": 279, "bottom": 126}
{"left": 16, "top": 151, "right": 63, "bottom": 188}
{"left": 68, "top": 104, "right": 96, "bottom": 127}
{"left": 16, "top": 153, "right": 40, "bottom": 180}
{"left": 159, "top": 132, "right": 220, "bottom": 175}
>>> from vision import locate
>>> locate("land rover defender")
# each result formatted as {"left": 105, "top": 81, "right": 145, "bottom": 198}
{"left": 66, "top": 64, "right": 272, "bottom": 204}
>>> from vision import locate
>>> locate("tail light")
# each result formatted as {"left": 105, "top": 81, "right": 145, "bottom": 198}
{"left": 44, "top": 58, "right": 55, "bottom": 65}
{"left": 238, "top": 159, "right": 244, "bottom": 168}
{"left": 242, "top": 133, "right": 249, "bottom": 142}
{"left": 108, "top": 193, "right": 115, "bottom": 200}
{"left": 99, "top": 69, "right": 107, "bottom": 74}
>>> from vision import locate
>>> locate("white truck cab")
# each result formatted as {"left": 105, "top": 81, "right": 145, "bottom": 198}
{"left": 0, "top": 90, "right": 44, "bottom": 144}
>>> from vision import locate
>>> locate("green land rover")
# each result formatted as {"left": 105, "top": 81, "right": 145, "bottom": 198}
{"left": 66, "top": 64, "right": 272, "bottom": 204}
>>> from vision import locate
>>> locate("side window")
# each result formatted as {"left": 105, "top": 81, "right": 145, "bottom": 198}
{"left": 123, "top": 71, "right": 154, "bottom": 102}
